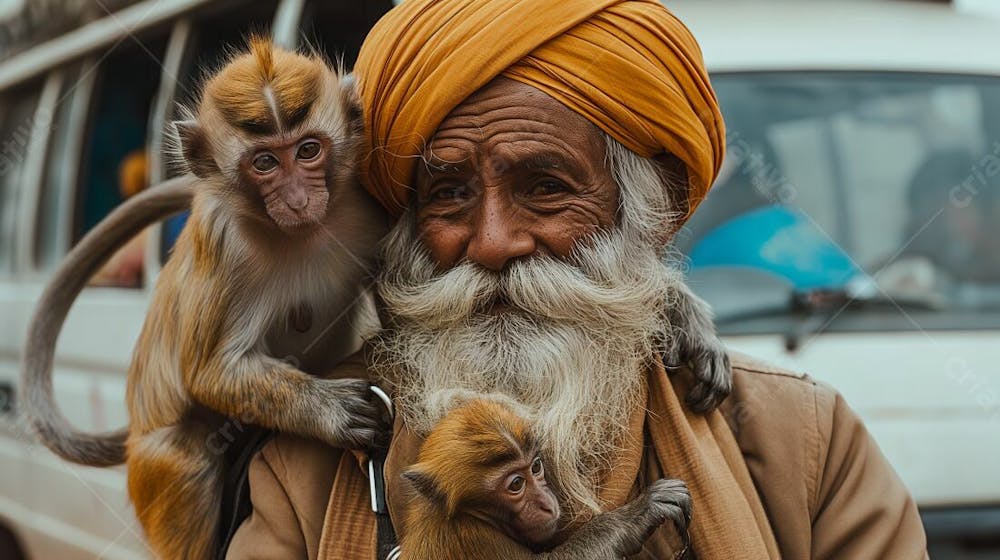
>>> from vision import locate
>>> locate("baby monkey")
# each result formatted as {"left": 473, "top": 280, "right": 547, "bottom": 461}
{"left": 400, "top": 399, "right": 692, "bottom": 559}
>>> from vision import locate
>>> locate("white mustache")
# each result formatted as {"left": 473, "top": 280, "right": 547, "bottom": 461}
{"left": 378, "top": 233, "right": 678, "bottom": 331}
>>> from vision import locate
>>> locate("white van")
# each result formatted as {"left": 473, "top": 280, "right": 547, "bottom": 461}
{"left": 1, "top": 0, "right": 997, "bottom": 558}
{"left": 0, "top": 1, "right": 392, "bottom": 557}
{"left": 670, "top": 1, "right": 1000, "bottom": 557}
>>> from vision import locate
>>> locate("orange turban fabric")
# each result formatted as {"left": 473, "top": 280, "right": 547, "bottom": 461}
{"left": 355, "top": 0, "right": 725, "bottom": 223}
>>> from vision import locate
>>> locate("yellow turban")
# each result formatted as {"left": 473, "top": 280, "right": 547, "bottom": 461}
{"left": 355, "top": 0, "right": 725, "bottom": 223}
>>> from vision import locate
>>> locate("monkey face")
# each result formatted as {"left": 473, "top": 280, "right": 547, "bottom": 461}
{"left": 239, "top": 134, "right": 334, "bottom": 234}
{"left": 497, "top": 456, "right": 560, "bottom": 547}
{"left": 172, "top": 43, "right": 363, "bottom": 238}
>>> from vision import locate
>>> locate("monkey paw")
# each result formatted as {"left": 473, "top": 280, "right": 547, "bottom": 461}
{"left": 646, "top": 478, "right": 692, "bottom": 532}
{"left": 666, "top": 335, "right": 733, "bottom": 414}
{"left": 319, "top": 378, "right": 385, "bottom": 448}
{"left": 685, "top": 342, "right": 732, "bottom": 414}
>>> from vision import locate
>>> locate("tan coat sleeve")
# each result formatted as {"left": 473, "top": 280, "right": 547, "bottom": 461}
{"left": 810, "top": 386, "right": 928, "bottom": 559}
{"left": 226, "top": 437, "right": 342, "bottom": 560}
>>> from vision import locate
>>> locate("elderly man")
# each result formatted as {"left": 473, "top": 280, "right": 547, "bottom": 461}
{"left": 227, "top": 1, "right": 927, "bottom": 558}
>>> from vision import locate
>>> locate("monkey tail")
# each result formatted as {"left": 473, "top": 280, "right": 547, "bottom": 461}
{"left": 20, "top": 175, "right": 196, "bottom": 467}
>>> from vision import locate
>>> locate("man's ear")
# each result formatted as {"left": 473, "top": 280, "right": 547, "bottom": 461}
{"left": 401, "top": 466, "right": 441, "bottom": 503}
{"left": 173, "top": 120, "right": 218, "bottom": 179}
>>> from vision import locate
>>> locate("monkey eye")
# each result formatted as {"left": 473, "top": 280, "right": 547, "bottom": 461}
{"left": 252, "top": 153, "right": 279, "bottom": 173}
{"left": 297, "top": 141, "right": 322, "bottom": 160}
{"left": 507, "top": 475, "right": 526, "bottom": 494}
{"left": 530, "top": 457, "right": 544, "bottom": 477}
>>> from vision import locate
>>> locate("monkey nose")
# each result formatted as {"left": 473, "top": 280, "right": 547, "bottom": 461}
{"left": 285, "top": 191, "right": 309, "bottom": 212}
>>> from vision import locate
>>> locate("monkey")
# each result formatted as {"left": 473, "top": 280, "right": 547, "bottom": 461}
{"left": 22, "top": 38, "right": 387, "bottom": 559}
{"left": 398, "top": 399, "right": 692, "bottom": 560}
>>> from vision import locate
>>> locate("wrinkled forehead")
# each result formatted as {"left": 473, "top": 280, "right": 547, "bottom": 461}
{"left": 421, "top": 77, "right": 607, "bottom": 173}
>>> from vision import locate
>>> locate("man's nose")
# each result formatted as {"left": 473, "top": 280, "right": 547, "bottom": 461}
{"left": 465, "top": 194, "right": 536, "bottom": 271}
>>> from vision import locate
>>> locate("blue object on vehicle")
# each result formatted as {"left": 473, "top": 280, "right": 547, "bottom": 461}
{"left": 164, "top": 212, "right": 189, "bottom": 251}
{"left": 689, "top": 206, "right": 861, "bottom": 290}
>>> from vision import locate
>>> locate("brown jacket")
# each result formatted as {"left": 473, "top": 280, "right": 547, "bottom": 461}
{"left": 227, "top": 354, "right": 928, "bottom": 559}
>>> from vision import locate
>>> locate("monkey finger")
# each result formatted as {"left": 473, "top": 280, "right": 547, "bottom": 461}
{"left": 680, "top": 491, "right": 693, "bottom": 525}
{"left": 647, "top": 479, "right": 692, "bottom": 525}
{"left": 334, "top": 377, "right": 379, "bottom": 397}
{"left": 663, "top": 335, "right": 685, "bottom": 368}
{"left": 667, "top": 500, "right": 693, "bottom": 533}
{"left": 685, "top": 348, "right": 732, "bottom": 413}
{"left": 331, "top": 379, "right": 385, "bottom": 420}
{"left": 650, "top": 490, "right": 691, "bottom": 532}
{"left": 341, "top": 397, "right": 383, "bottom": 426}
{"left": 343, "top": 427, "right": 378, "bottom": 448}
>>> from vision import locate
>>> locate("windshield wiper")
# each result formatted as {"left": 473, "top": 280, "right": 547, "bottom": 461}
{"left": 784, "top": 277, "right": 943, "bottom": 351}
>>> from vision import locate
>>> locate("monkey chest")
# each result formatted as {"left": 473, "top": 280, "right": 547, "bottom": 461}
{"left": 264, "top": 300, "right": 357, "bottom": 375}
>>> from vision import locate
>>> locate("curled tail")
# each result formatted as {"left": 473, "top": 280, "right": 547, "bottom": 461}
{"left": 20, "top": 175, "right": 196, "bottom": 466}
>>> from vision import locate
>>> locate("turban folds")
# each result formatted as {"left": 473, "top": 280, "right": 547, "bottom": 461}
{"left": 355, "top": 0, "right": 725, "bottom": 223}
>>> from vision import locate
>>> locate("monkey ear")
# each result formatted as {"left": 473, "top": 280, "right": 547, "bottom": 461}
{"left": 339, "top": 74, "right": 363, "bottom": 133}
{"left": 172, "top": 120, "right": 218, "bottom": 179}
{"left": 401, "top": 467, "right": 441, "bottom": 503}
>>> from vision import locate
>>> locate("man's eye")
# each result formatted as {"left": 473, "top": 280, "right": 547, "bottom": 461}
{"left": 252, "top": 153, "right": 279, "bottom": 172}
{"left": 531, "top": 180, "right": 568, "bottom": 196}
{"left": 430, "top": 184, "right": 469, "bottom": 201}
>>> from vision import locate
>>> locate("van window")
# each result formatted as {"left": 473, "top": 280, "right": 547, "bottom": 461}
{"left": 0, "top": 85, "right": 41, "bottom": 276}
{"left": 35, "top": 65, "right": 85, "bottom": 271}
{"left": 73, "top": 36, "right": 167, "bottom": 287}
{"left": 75, "top": 37, "right": 167, "bottom": 239}
{"left": 683, "top": 72, "right": 1000, "bottom": 334}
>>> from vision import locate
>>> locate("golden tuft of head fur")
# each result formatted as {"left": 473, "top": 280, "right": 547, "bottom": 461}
{"left": 250, "top": 35, "right": 275, "bottom": 83}
{"left": 203, "top": 36, "right": 324, "bottom": 134}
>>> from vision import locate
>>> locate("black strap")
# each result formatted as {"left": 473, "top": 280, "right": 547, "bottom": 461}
{"left": 216, "top": 427, "right": 274, "bottom": 560}
{"left": 369, "top": 439, "right": 399, "bottom": 560}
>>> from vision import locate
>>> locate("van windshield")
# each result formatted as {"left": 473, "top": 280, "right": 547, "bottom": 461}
{"left": 679, "top": 72, "right": 1000, "bottom": 334}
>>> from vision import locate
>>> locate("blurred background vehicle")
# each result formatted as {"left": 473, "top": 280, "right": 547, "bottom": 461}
{"left": 0, "top": 0, "right": 997, "bottom": 558}
{"left": 671, "top": 1, "right": 1000, "bottom": 558}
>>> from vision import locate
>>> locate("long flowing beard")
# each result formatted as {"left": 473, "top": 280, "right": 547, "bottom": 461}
{"left": 370, "top": 217, "right": 680, "bottom": 516}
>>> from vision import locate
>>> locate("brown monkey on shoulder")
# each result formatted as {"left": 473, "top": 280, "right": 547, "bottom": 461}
{"left": 399, "top": 399, "right": 691, "bottom": 560}
{"left": 21, "top": 38, "right": 386, "bottom": 559}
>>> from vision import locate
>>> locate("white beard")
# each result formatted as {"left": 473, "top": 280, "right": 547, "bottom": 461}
{"left": 370, "top": 215, "right": 681, "bottom": 516}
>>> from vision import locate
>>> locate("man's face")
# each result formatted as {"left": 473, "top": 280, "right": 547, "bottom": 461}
{"left": 414, "top": 77, "right": 619, "bottom": 271}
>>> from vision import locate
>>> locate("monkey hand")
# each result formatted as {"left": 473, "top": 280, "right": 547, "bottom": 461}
{"left": 667, "top": 331, "right": 732, "bottom": 414}
{"left": 644, "top": 478, "right": 692, "bottom": 535}
{"left": 663, "top": 298, "right": 732, "bottom": 414}
{"left": 315, "top": 378, "right": 385, "bottom": 449}
{"left": 606, "top": 478, "right": 692, "bottom": 558}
